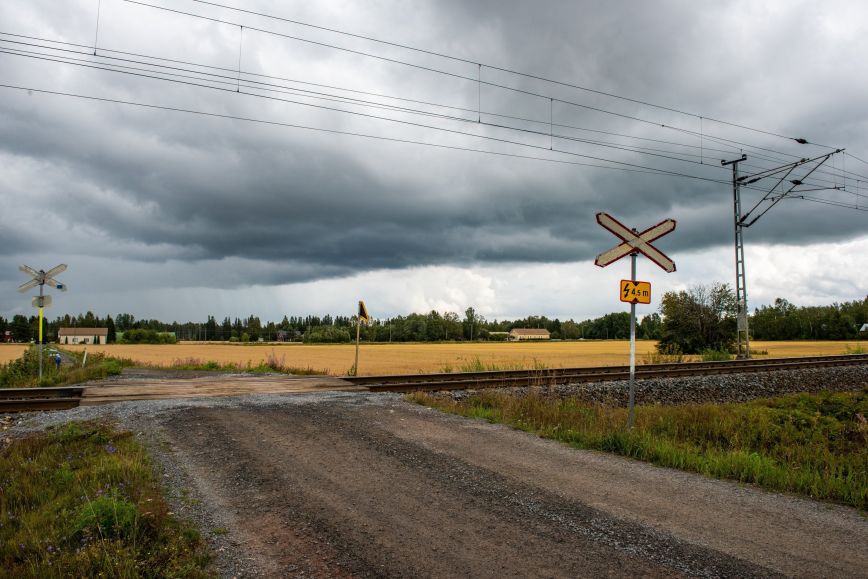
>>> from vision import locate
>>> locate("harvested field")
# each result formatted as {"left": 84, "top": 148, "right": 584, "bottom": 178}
{"left": 46, "top": 340, "right": 863, "bottom": 376}
{"left": 0, "top": 344, "right": 27, "bottom": 365}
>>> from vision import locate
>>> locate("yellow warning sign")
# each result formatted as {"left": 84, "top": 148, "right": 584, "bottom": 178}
{"left": 620, "top": 280, "right": 651, "bottom": 304}
{"left": 358, "top": 300, "right": 370, "bottom": 323}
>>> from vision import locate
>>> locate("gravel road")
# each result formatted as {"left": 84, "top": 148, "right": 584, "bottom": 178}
{"left": 6, "top": 392, "right": 868, "bottom": 578}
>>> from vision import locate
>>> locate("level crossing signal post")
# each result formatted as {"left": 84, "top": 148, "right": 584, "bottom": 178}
{"left": 594, "top": 213, "right": 676, "bottom": 429}
{"left": 17, "top": 264, "right": 68, "bottom": 380}
{"left": 355, "top": 300, "right": 370, "bottom": 377}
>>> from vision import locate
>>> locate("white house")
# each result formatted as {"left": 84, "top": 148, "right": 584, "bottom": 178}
{"left": 58, "top": 327, "right": 108, "bottom": 345}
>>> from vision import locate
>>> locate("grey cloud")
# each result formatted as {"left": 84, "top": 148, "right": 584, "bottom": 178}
{"left": 0, "top": 0, "right": 865, "bottom": 303}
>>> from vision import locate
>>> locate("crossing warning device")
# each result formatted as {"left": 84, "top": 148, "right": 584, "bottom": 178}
{"left": 594, "top": 213, "right": 676, "bottom": 273}
{"left": 594, "top": 212, "right": 677, "bottom": 430}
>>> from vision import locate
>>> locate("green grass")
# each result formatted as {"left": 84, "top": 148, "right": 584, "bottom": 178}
{"left": 0, "top": 421, "right": 212, "bottom": 578}
{"left": 0, "top": 347, "right": 134, "bottom": 389}
{"left": 407, "top": 389, "right": 868, "bottom": 510}
{"left": 700, "top": 348, "right": 732, "bottom": 361}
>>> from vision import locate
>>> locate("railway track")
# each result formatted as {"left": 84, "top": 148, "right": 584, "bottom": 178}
{"left": 343, "top": 353, "right": 868, "bottom": 392}
{"left": 1, "top": 354, "right": 865, "bottom": 412}
{"left": 0, "top": 386, "right": 83, "bottom": 413}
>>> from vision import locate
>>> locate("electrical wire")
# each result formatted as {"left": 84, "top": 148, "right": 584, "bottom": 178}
{"left": 0, "top": 82, "right": 706, "bottom": 178}
{"left": 7, "top": 45, "right": 857, "bottom": 199}
{"left": 9, "top": 31, "right": 867, "bottom": 184}
{"left": 0, "top": 47, "right": 738, "bottom": 182}
{"left": 2, "top": 80, "right": 862, "bottom": 215}
{"left": 796, "top": 195, "right": 868, "bottom": 211}
{"left": 9, "top": 37, "right": 853, "bottom": 192}
{"left": 183, "top": 0, "right": 824, "bottom": 146}
{"left": 118, "top": 0, "right": 835, "bottom": 159}
{"left": 5, "top": 41, "right": 861, "bottom": 197}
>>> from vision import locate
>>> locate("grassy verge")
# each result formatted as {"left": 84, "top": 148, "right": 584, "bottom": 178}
{"left": 0, "top": 420, "right": 211, "bottom": 577}
{"left": 166, "top": 349, "right": 326, "bottom": 375}
{"left": 407, "top": 389, "right": 868, "bottom": 510}
{"left": 0, "top": 347, "right": 135, "bottom": 389}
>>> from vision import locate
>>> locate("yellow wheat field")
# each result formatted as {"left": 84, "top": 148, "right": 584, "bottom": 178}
{"left": 1, "top": 340, "right": 861, "bottom": 376}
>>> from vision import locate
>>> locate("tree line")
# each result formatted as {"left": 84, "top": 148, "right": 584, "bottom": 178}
{"left": 0, "top": 292, "right": 864, "bottom": 348}
{"left": 0, "top": 308, "right": 664, "bottom": 344}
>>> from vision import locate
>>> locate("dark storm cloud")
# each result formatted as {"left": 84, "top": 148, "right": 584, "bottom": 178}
{"left": 0, "top": 0, "right": 865, "bottom": 293}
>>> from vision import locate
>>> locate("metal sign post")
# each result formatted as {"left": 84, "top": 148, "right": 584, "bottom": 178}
{"left": 18, "top": 264, "right": 67, "bottom": 381}
{"left": 595, "top": 213, "right": 676, "bottom": 429}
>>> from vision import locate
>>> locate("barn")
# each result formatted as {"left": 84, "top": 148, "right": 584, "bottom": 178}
{"left": 508, "top": 328, "right": 551, "bottom": 341}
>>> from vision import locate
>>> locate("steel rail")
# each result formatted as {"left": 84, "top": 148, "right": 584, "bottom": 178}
{"left": 345, "top": 354, "right": 868, "bottom": 385}
{"left": 346, "top": 354, "right": 868, "bottom": 392}
{"left": 0, "top": 387, "right": 83, "bottom": 413}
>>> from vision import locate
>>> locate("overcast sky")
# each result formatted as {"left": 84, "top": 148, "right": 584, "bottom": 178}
{"left": 1, "top": 0, "right": 866, "bottom": 323}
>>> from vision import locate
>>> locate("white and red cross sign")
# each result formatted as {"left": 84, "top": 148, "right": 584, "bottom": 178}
{"left": 594, "top": 212, "right": 677, "bottom": 273}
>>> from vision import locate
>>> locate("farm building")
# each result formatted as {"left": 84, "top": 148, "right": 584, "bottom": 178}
{"left": 508, "top": 328, "right": 551, "bottom": 341}
{"left": 58, "top": 327, "right": 108, "bottom": 345}
{"left": 2, "top": 330, "right": 11, "bottom": 343}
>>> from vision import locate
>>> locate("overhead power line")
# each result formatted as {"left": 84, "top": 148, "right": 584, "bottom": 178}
{"left": 0, "top": 81, "right": 706, "bottom": 178}
{"left": 118, "top": 0, "right": 831, "bottom": 157}
{"left": 4, "top": 44, "right": 856, "bottom": 197}
{"left": 8, "top": 30, "right": 866, "bottom": 186}
{"left": 0, "top": 48, "right": 740, "bottom": 185}
{"left": 182, "top": 0, "right": 819, "bottom": 146}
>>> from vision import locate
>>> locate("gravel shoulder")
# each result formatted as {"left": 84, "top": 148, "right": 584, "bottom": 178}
{"left": 5, "top": 391, "right": 867, "bottom": 578}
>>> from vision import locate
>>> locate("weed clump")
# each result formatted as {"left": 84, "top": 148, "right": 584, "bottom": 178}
{"left": 0, "top": 347, "right": 131, "bottom": 389}
{"left": 167, "top": 352, "right": 325, "bottom": 375}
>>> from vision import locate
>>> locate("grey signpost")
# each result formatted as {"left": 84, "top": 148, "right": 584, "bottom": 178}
{"left": 594, "top": 213, "right": 676, "bottom": 428}
{"left": 18, "top": 264, "right": 67, "bottom": 380}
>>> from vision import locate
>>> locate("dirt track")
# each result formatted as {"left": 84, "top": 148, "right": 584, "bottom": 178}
{"left": 143, "top": 394, "right": 867, "bottom": 578}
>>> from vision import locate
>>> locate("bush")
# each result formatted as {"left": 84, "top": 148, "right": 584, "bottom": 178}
{"left": 701, "top": 348, "right": 731, "bottom": 361}
{"left": 304, "top": 326, "right": 352, "bottom": 343}
{"left": 119, "top": 329, "right": 177, "bottom": 344}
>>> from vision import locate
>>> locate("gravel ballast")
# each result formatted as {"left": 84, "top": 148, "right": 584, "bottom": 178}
{"left": 448, "top": 364, "right": 868, "bottom": 405}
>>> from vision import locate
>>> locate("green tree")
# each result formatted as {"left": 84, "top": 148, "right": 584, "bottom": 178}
{"left": 11, "top": 315, "right": 31, "bottom": 342}
{"left": 657, "top": 283, "right": 737, "bottom": 354}
{"left": 106, "top": 315, "right": 117, "bottom": 343}
{"left": 639, "top": 313, "right": 663, "bottom": 340}
{"left": 464, "top": 307, "right": 477, "bottom": 340}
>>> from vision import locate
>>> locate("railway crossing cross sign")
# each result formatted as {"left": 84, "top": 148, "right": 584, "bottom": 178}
{"left": 594, "top": 213, "right": 676, "bottom": 429}
{"left": 594, "top": 213, "right": 677, "bottom": 273}
{"left": 18, "top": 264, "right": 68, "bottom": 381}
